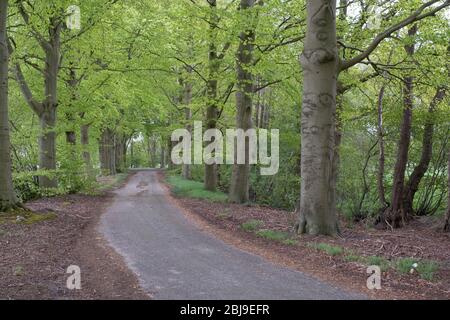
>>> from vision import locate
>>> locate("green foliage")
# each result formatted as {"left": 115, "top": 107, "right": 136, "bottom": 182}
{"left": 13, "top": 171, "right": 64, "bottom": 201}
{"left": 13, "top": 168, "right": 96, "bottom": 202}
{"left": 58, "top": 147, "right": 97, "bottom": 194}
{"left": 167, "top": 175, "right": 228, "bottom": 202}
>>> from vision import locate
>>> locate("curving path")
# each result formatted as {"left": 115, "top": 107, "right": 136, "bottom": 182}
{"left": 99, "top": 169, "right": 363, "bottom": 300}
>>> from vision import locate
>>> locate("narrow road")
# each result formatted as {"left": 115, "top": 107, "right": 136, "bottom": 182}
{"left": 99, "top": 170, "right": 362, "bottom": 300}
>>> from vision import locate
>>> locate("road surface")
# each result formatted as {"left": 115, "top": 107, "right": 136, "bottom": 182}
{"left": 99, "top": 169, "right": 363, "bottom": 300}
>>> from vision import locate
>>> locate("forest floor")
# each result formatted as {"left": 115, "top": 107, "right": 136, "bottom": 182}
{"left": 159, "top": 172, "right": 450, "bottom": 300}
{"left": 0, "top": 174, "right": 148, "bottom": 300}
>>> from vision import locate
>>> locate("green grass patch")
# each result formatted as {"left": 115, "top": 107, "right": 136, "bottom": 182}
{"left": 167, "top": 175, "right": 228, "bottom": 202}
{"left": 366, "top": 255, "right": 390, "bottom": 271}
{"left": 343, "top": 253, "right": 389, "bottom": 271}
{"left": 308, "top": 242, "right": 344, "bottom": 256}
{"left": 395, "top": 258, "right": 439, "bottom": 281}
{"left": 216, "top": 211, "right": 232, "bottom": 220}
{"left": 0, "top": 208, "right": 57, "bottom": 225}
{"left": 241, "top": 219, "right": 264, "bottom": 232}
{"left": 282, "top": 239, "right": 298, "bottom": 246}
{"left": 256, "top": 229, "right": 293, "bottom": 243}
{"left": 344, "top": 253, "right": 365, "bottom": 263}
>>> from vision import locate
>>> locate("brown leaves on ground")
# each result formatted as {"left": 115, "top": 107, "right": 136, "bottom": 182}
{"left": 0, "top": 193, "right": 148, "bottom": 300}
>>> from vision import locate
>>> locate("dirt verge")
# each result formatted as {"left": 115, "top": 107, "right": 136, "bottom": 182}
{"left": 0, "top": 175, "right": 149, "bottom": 300}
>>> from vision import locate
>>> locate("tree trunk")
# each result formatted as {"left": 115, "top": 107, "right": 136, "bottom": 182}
{"left": 204, "top": 0, "right": 219, "bottom": 191}
{"left": 38, "top": 109, "right": 57, "bottom": 188}
{"left": 160, "top": 140, "right": 166, "bottom": 169}
{"left": 182, "top": 71, "right": 193, "bottom": 180}
{"left": 65, "top": 67, "right": 77, "bottom": 146}
{"left": 297, "top": 0, "right": 339, "bottom": 235}
{"left": 80, "top": 124, "right": 93, "bottom": 177}
{"left": 151, "top": 136, "right": 157, "bottom": 167}
{"left": 148, "top": 134, "right": 157, "bottom": 168}
{"left": 115, "top": 133, "right": 126, "bottom": 173}
{"left": 329, "top": 87, "right": 343, "bottom": 224}
{"left": 38, "top": 17, "right": 61, "bottom": 188}
{"left": 444, "top": 150, "right": 450, "bottom": 232}
{"left": 403, "top": 87, "right": 446, "bottom": 215}
{"left": 0, "top": 0, "right": 19, "bottom": 211}
{"left": 384, "top": 25, "right": 417, "bottom": 228}
{"left": 229, "top": 0, "right": 256, "bottom": 204}
{"left": 167, "top": 135, "right": 174, "bottom": 170}
{"left": 99, "top": 128, "right": 116, "bottom": 176}
{"left": 255, "top": 80, "right": 261, "bottom": 128}
{"left": 377, "top": 85, "right": 388, "bottom": 209}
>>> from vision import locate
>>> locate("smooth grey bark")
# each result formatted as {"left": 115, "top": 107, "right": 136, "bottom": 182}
{"left": 297, "top": 0, "right": 339, "bottom": 235}
{"left": 204, "top": 0, "right": 220, "bottom": 191}
{"left": 182, "top": 105, "right": 192, "bottom": 179}
{"left": 328, "top": 2, "right": 348, "bottom": 222}
{"left": 181, "top": 66, "right": 193, "bottom": 180}
{"left": 39, "top": 17, "right": 60, "bottom": 188}
{"left": 444, "top": 150, "right": 450, "bottom": 232}
{"left": 0, "top": 0, "right": 19, "bottom": 211}
{"left": 229, "top": 0, "right": 256, "bottom": 204}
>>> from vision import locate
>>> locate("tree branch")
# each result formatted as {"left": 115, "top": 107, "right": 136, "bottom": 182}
{"left": 13, "top": 63, "right": 44, "bottom": 115}
{"left": 339, "top": 0, "right": 450, "bottom": 71}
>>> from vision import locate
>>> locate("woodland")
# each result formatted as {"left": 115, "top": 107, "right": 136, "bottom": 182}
{"left": 0, "top": 0, "right": 449, "bottom": 237}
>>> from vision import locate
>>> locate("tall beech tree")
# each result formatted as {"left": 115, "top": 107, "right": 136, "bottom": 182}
{"left": 297, "top": 0, "right": 449, "bottom": 235}
{"left": 0, "top": 0, "right": 19, "bottom": 211}
{"left": 204, "top": 0, "right": 231, "bottom": 191}
{"left": 229, "top": 0, "right": 257, "bottom": 203}
{"left": 13, "top": 3, "right": 63, "bottom": 188}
